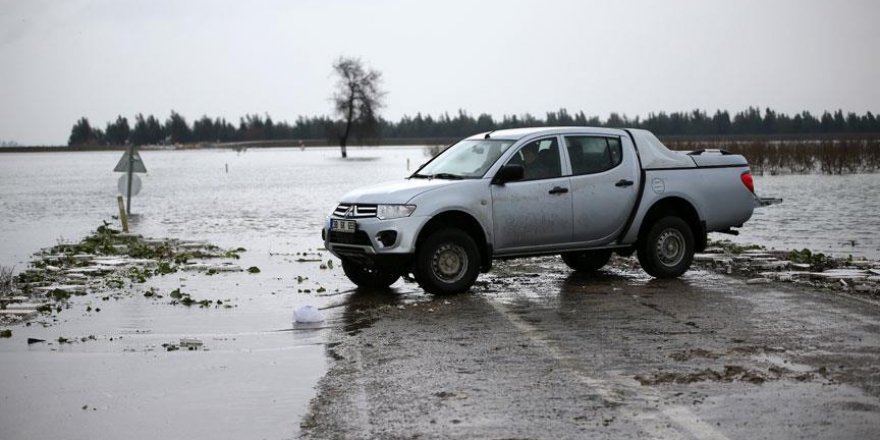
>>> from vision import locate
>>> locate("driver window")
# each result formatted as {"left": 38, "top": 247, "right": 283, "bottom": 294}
{"left": 506, "top": 137, "right": 562, "bottom": 180}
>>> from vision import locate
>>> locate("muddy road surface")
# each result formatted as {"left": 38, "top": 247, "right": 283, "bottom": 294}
{"left": 301, "top": 258, "right": 880, "bottom": 439}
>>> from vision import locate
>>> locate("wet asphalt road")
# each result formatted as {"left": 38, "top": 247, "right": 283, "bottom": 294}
{"left": 300, "top": 257, "right": 880, "bottom": 439}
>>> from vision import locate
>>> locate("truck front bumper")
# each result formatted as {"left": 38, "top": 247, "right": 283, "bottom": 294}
{"left": 322, "top": 215, "right": 427, "bottom": 269}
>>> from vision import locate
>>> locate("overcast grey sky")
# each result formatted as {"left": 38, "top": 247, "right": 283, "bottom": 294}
{"left": 1, "top": 0, "right": 878, "bottom": 145}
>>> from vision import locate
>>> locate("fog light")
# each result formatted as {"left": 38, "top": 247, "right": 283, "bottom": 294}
{"left": 376, "top": 230, "right": 398, "bottom": 247}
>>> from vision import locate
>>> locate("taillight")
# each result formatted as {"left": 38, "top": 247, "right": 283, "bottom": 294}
{"left": 740, "top": 171, "right": 755, "bottom": 193}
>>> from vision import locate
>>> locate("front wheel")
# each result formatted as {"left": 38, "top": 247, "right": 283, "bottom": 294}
{"left": 414, "top": 228, "right": 480, "bottom": 295}
{"left": 637, "top": 216, "right": 695, "bottom": 278}
{"left": 342, "top": 260, "right": 401, "bottom": 289}
{"left": 561, "top": 249, "right": 612, "bottom": 272}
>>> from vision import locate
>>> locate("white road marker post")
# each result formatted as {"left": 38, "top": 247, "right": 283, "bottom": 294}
{"left": 126, "top": 144, "right": 134, "bottom": 215}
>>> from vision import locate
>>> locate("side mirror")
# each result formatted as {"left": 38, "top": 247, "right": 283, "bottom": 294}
{"left": 492, "top": 164, "right": 524, "bottom": 185}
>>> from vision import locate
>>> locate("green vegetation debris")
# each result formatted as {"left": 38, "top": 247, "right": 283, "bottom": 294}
{"left": 48, "top": 288, "right": 71, "bottom": 301}
{"left": 787, "top": 248, "right": 837, "bottom": 271}
{"left": 155, "top": 261, "right": 177, "bottom": 275}
{"left": 247, "top": 266, "right": 261, "bottom": 274}
{"left": 224, "top": 247, "right": 247, "bottom": 259}
{"left": 707, "top": 239, "right": 765, "bottom": 255}
{"left": 0, "top": 329, "right": 12, "bottom": 338}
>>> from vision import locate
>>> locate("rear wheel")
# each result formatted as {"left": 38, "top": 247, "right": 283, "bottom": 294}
{"left": 341, "top": 260, "right": 401, "bottom": 289}
{"left": 637, "top": 216, "right": 694, "bottom": 278}
{"left": 561, "top": 249, "right": 612, "bottom": 272}
{"left": 414, "top": 228, "right": 480, "bottom": 295}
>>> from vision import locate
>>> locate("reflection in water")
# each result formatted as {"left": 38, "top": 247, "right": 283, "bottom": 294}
{"left": 341, "top": 287, "right": 404, "bottom": 335}
{"left": 559, "top": 270, "right": 633, "bottom": 295}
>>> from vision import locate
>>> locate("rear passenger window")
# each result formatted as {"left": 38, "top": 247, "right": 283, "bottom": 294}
{"left": 565, "top": 136, "right": 623, "bottom": 175}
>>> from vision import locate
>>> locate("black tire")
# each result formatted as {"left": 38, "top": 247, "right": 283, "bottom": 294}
{"left": 637, "top": 216, "right": 695, "bottom": 278}
{"left": 414, "top": 228, "right": 480, "bottom": 295}
{"left": 341, "top": 260, "right": 401, "bottom": 289}
{"left": 561, "top": 249, "right": 612, "bottom": 272}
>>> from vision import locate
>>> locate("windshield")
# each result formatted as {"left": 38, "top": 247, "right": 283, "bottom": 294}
{"left": 414, "top": 139, "right": 516, "bottom": 179}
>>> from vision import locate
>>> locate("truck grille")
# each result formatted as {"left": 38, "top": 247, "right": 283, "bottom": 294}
{"left": 332, "top": 203, "right": 377, "bottom": 218}
{"left": 328, "top": 230, "right": 372, "bottom": 246}
{"left": 333, "top": 245, "right": 368, "bottom": 259}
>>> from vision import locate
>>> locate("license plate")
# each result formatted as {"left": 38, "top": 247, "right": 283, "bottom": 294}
{"left": 331, "top": 219, "right": 357, "bottom": 233}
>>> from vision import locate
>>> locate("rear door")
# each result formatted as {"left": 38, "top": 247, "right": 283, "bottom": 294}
{"left": 564, "top": 135, "right": 640, "bottom": 244}
{"left": 491, "top": 136, "right": 572, "bottom": 253}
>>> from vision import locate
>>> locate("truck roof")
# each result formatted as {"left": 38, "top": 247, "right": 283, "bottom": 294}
{"left": 470, "top": 126, "right": 697, "bottom": 169}
{"left": 470, "top": 126, "right": 627, "bottom": 140}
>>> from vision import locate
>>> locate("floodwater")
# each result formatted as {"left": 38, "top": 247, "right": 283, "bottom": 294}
{"left": 0, "top": 146, "right": 428, "bottom": 268}
{"left": 1, "top": 148, "right": 878, "bottom": 267}
{"left": 0, "top": 146, "right": 427, "bottom": 440}
{"left": 0, "top": 147, "right": 878, "bottom": 439}
{"left": 726, "top": 173, "right": 880, "bottom": 259}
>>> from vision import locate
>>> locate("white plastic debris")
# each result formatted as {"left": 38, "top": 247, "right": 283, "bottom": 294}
{"left": 746, "top": 278, "right": 773, "bottom": 285}
{"left": 293, "top": 304, "right": 325, "bottom": 323}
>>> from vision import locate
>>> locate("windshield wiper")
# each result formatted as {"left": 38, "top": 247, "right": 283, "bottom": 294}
{"left": 410, "top": 173, "right": 432, "bottom": 179}
{"left": 431, "top": 173, "right": 465, "bottom": 180}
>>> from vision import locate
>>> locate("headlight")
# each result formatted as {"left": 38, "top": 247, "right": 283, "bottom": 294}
{"left": 377, "top": 204, "right": 416, "bottom": 220}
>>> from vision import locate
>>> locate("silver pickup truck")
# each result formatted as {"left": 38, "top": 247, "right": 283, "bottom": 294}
{"left": 322, "top": 127, "right": 755, "bottom": 294}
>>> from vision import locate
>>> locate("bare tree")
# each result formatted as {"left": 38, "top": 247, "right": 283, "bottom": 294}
{"left": 331, "top": 56, "right": 385, "bottom": 158}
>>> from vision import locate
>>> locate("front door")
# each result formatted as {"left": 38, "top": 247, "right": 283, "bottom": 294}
{"left": 491, "top": 137, "right": 572, "bottom": 254}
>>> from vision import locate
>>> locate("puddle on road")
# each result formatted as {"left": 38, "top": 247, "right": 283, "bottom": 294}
{"left": 482, "top": 255, "right": 740, "bottom": 309}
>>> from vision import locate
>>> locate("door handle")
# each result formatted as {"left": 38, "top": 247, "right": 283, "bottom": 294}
{"left": 548, "top": 186, "right": 569, "bottom": 195}
{"left": 615, "top": 179, "right": 634, "bottom": 187}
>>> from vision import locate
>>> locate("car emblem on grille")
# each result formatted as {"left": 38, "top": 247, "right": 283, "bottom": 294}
{"left": 344, "top": 206, "right": 355, "bottom": 218}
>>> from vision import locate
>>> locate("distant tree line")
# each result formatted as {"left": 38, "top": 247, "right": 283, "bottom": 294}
{"left": 68, "top": 112, "right": 336, "bottom": 147}
{"left": 68, "top": 107, "right": 880, "bottom": 147}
